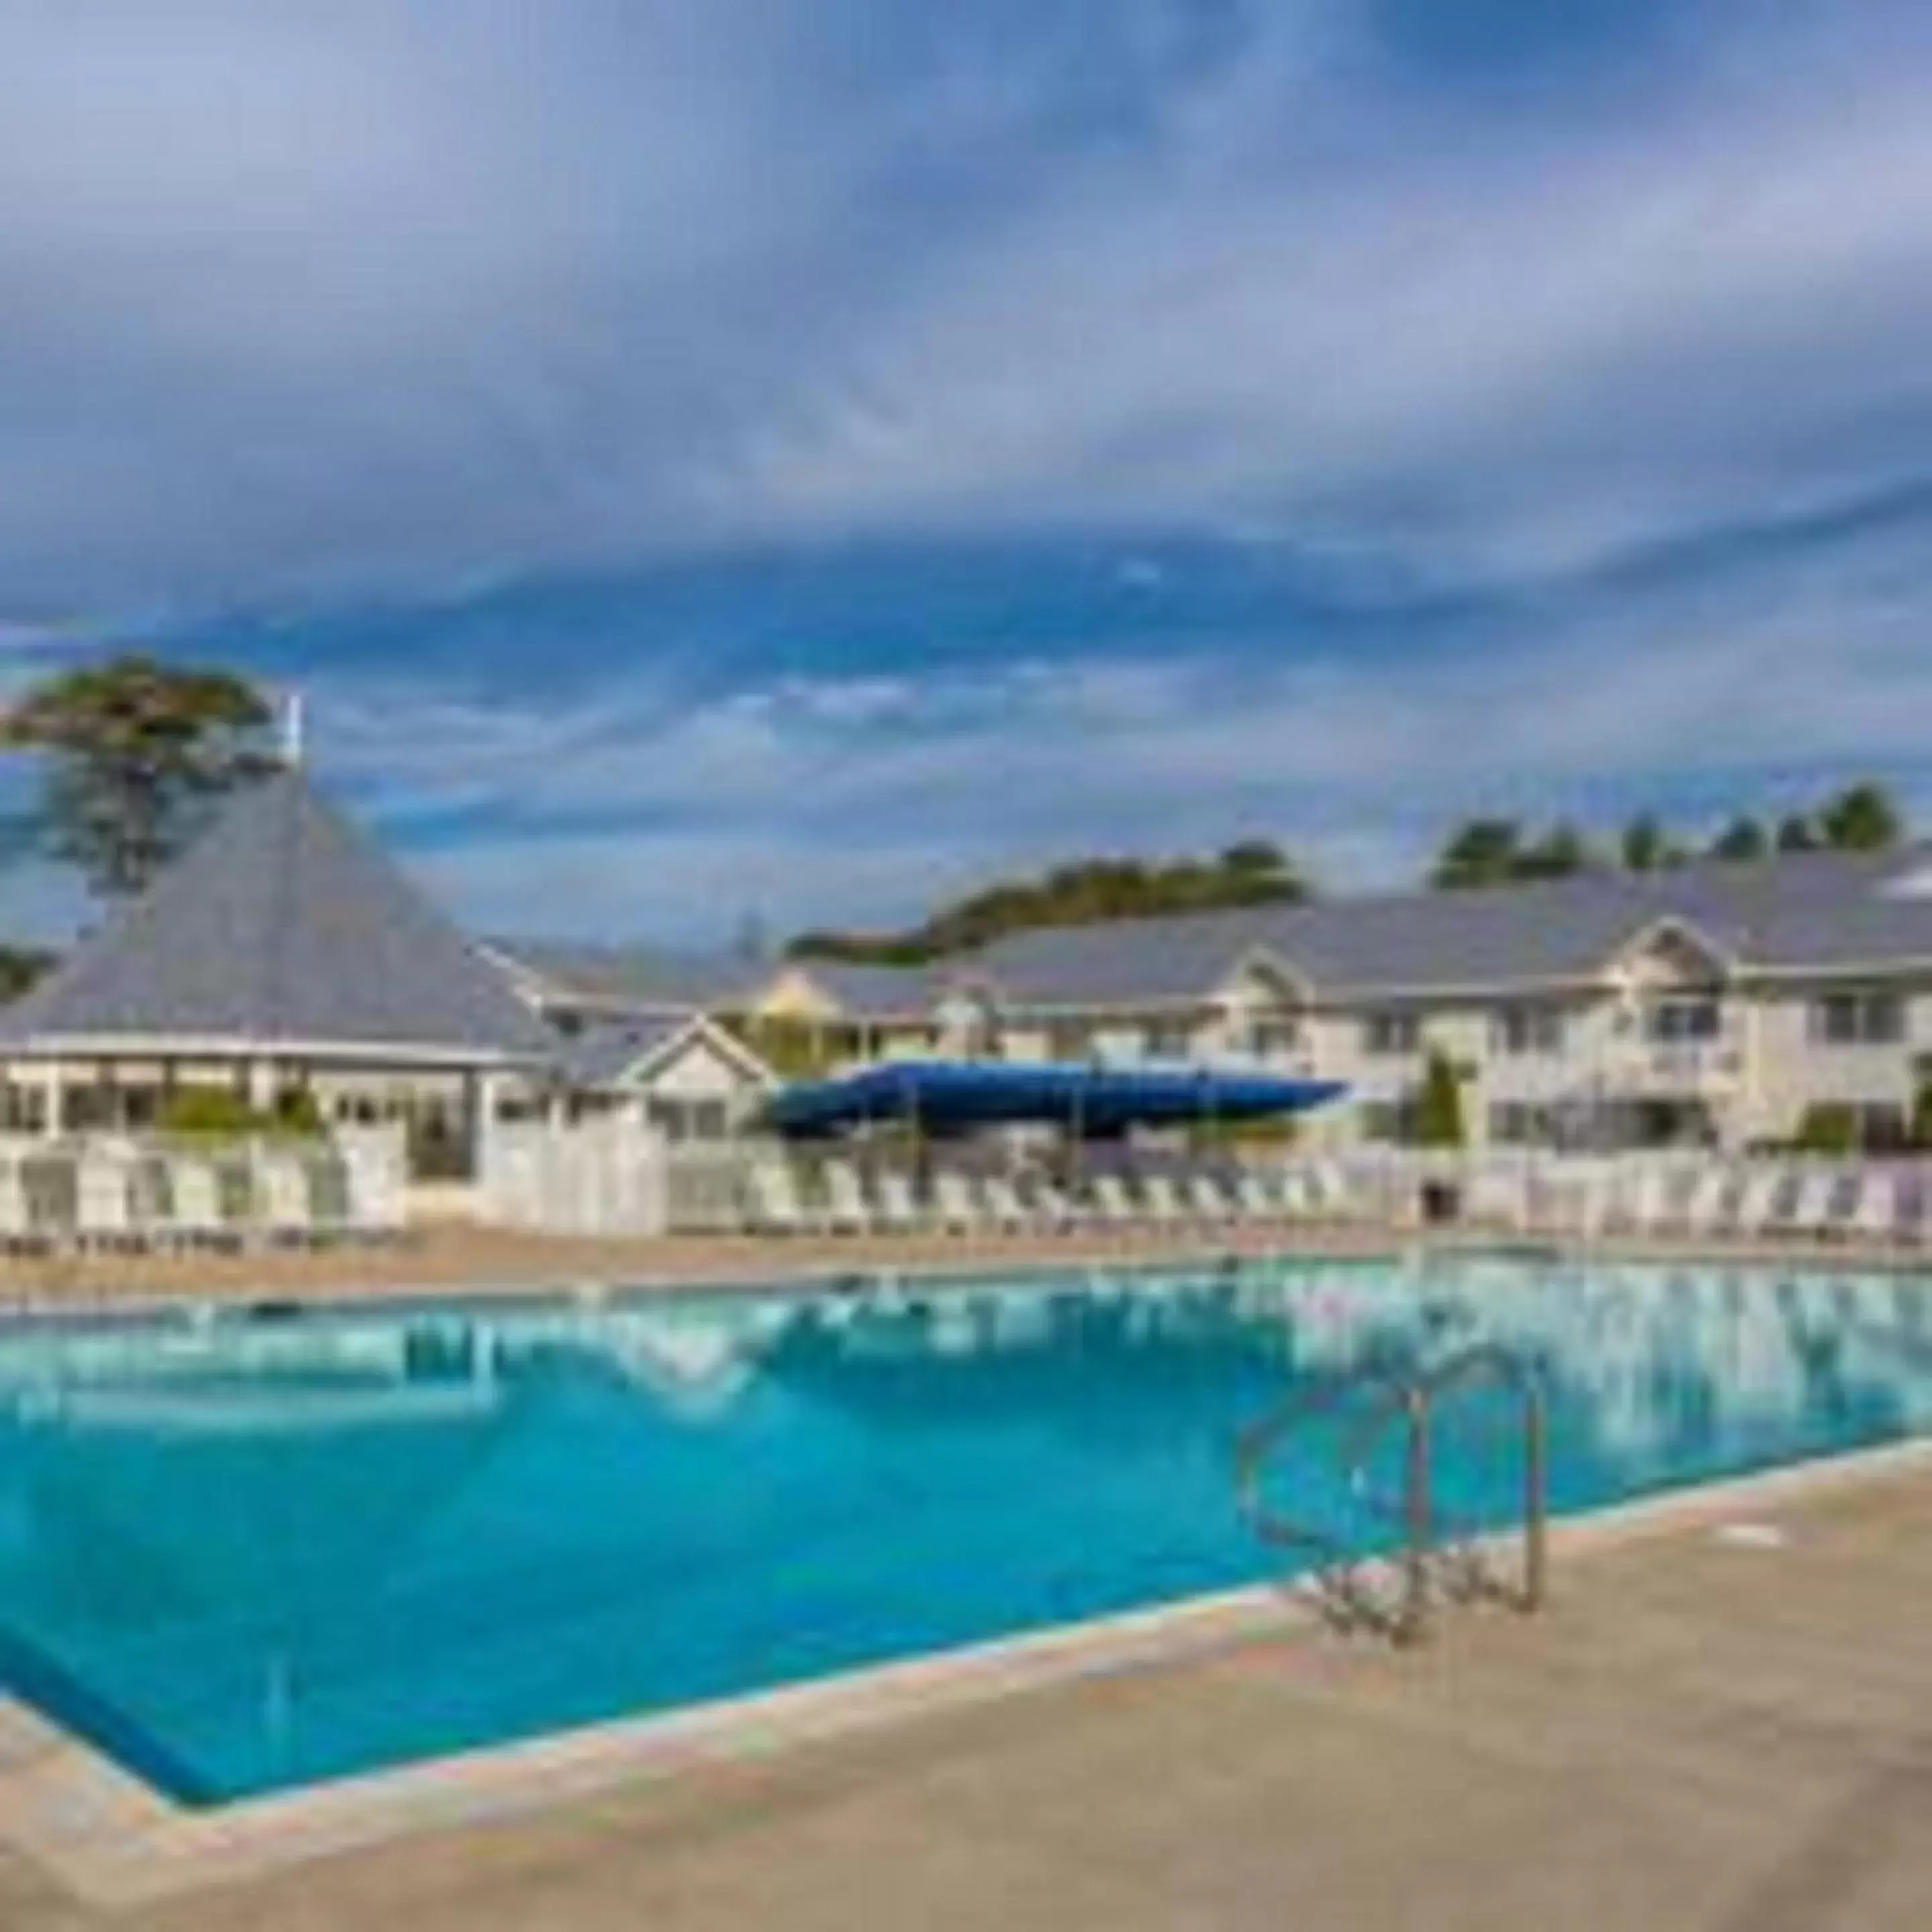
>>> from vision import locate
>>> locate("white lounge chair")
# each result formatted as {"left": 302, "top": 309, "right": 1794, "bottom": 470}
{"left": 301, "top": 1151, "right": 358, "bottom": 1242}
{"left": 1610, "top": 1166, "right": 1667, "bottom": 1238}
{"left": 339, "top": 1137, "right": 407, "bottom": 1240}
{"left": 1886, "top": 1176, "right": 1931, "bottom": 1246}
{"left": 1463, "top": 1166, "right": 1529, "bottom": 1232}
{"left": 1137, "top": 1172, "right": 1189, "bottom": 1230}
{"left": 127, "top": 1153, "right": 182, "bottom": 1250}
{"left": 75, "top": 1150, "right": 139, "bottom": 1252}
{"left": 256, "top": 1148, "right": 316, "bottom": 1245}
{"left": 1728, "top": 1169, "right": 1782, "bottom": 1240}
{"left": 0, "top": 1161, "right": 32, "bottom": 1256}
{"left": 1234, "top": 1168, "right": 1289, "bottom": 1224}
{"left": 20, "top": 1155, "right": 79, "bottom": 1252}
{"left": 1770, "top": 1169, "right": 1836, "bottom": 1242}
{"left": 1803, "top": 1169, "right": 1850, "bottom": 1241}
{"left": 932, "top": 1170, "right": 983, "bottom": 1236}
{"left": 1029, "top": 1177, "right": 1086, "bottom": 1233}
{"left": 1184, "top": 1171, "right": 1238, "bottom": 1224}
{"left": 745, "top": 1162, "right": 811, "bottom": 1235}
{"left": 1845, "top": 1171, "right": 1894, "bottom": 1246}
{"left": 165, "top": 1157, "right": 231, "bottom": 1248}
{"left": 1300, "top": 1161, "right": 1348, "bottom": 1222}
{"left": 1674, "top": 1168, "right": 1728, "bottom": 1240}
{"left": 822, "top": 1161, "right": 875, "bottom": 1236}
{"left": 874, "top": 1171, "right": 928, "bottom": 1234}
{"left": 982, "top": 1172, "right": 1054, "bottom": 1234}
{"left": 1089, "top": 1172, "right": 1142, "bottom": 1232}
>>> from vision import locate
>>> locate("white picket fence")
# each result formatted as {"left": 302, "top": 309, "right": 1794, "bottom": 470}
{"left": 481, "top": 1118, "right": 669, "bottom": 1235}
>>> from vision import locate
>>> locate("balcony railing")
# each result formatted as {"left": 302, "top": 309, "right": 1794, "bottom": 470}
{"left": 1608, "top": 1040, "right": 1744, "bottom": 1087}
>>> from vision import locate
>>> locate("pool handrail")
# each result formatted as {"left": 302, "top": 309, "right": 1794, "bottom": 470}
{"left": 1417, "top": 1342, "right": 1549, "bottom": 1620}
{"left": 1235, "top": 1340, "right": 1548, "bottom": 1646}
{"left": 1234, "top": 1360, "right": 1432, "bottom": 1645}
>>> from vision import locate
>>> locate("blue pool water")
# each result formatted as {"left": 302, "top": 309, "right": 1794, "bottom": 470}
{"left": 0, "top": 1254, "right": 1927, "bottom": 1804}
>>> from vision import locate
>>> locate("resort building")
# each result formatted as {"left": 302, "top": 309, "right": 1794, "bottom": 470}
{"left": 550, "top": 1012, "right": 777, "bottom": 1143}
{"left": 728, "top": 844, "right": 1932, "bottom": 1153}
{"left": 482, "top": 940, "right": 777, "bottom": 1140}
{"left": 0, "top": 769, "right": 556, "bottom": 1177}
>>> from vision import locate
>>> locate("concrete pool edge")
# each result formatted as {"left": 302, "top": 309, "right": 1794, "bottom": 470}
{"left": 3, "top": 1430, "right": 1930, "bottom": 1907}
{"left": 7, "top": 1217, "right": 1932, "bottom": 1328}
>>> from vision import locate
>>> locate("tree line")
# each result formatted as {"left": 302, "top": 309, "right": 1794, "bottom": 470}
{"left": 1429, "top": 782, "right": 1902, "bottom": 889}
{"left": 796, "top": 781, "right": 1913, "bottom": 963}
{"left": 790, "top": 841, "right": 1308, "bottom": 965}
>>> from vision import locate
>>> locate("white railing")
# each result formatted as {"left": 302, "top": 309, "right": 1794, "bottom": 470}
{"left": 481, "top": 1116, "right": 671, "bottom": 1236}
{"left": 1615, "top": 1040, "right": 1745, "bottom": 1086}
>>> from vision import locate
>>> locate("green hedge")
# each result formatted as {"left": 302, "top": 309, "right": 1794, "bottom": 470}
{"left": 1792, "top": 1104, "right": 1860, "bottom": 1156}
{"left": 156, "top": 1086, "right": 327, "bottom": 1139}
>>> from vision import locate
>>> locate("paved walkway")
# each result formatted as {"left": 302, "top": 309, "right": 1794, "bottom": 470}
{"left": 2, "top": 1218, "right": 1925, "bottom": 1311}
{"left": 0, "top": 1222, "right": 1397, "bottom": 1307}
{"left": 4, "top": 1470, "right": 1930, "bottom": 1929}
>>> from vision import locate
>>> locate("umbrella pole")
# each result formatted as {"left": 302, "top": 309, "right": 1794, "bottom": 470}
{"left": 904, "top": 1071, "right": 928, "bottom": 1199}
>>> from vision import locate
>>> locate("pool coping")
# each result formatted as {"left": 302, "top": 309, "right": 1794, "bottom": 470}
{"left": 2, "top": 1429, "right": 1929, "bottom": 1906}
{"left": 4, "top": 1218, "right": 1932, "bottom": 1330}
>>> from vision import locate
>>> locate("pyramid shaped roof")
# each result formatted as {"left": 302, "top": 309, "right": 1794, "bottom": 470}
{"left": 0, "top": 771, "right": 552, "bottom": 1063}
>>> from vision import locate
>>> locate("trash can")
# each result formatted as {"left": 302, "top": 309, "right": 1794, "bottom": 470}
{"left": 1419, "top": 1178, "right": 1461, "bottom": 1226}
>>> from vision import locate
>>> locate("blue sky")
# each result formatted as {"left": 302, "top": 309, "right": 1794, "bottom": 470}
{"left": 6, "top": 1, "right": 1932, "bottom": 945}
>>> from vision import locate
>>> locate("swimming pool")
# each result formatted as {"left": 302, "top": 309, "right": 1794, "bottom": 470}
{"left": 0, "top": 1253, "right": 1927, "bottom": 1805}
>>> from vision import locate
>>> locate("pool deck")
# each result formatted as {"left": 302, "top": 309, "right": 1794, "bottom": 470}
{"left": 1, "top": 1451, "right": 1930, "bottom": 1928}
{"left": 0, "top": 1215, "right": 1927, "bottom": 1313}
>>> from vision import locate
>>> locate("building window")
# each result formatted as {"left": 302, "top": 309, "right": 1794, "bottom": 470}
{"left": 1644, "top": 997, "right": 1722, "bottom": 1044}
{"left": 1361, "top": 1012, "right": 1421, "bottom": 1057}
{"left": 1360, "top": 1101, "right": 1407, "bottom": 1143}
{"left": 1489, "top": 1102, "right": 1556, "bottom": 1146}
{"left": 1491, "top": 1006, "right": 1564, "bottom": 1057}
{"left": 1248, "top": 1016, "right": 1301, "bottom": 1055}
{"left": 1810, "top": 991, "right": 1906, "bottom": 1047}
{"left": 1142, "top": 1020, "right": 1195, "bottom": 1059}
{"left": 1047, "top": 1022, "right": 1093, "bottom": 1061}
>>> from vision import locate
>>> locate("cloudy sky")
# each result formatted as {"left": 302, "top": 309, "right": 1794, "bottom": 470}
{"left": 5, "top": 0, "right": 1932, "bottom": 945}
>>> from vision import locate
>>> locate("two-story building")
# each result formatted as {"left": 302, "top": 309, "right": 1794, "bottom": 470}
{"left": 721, "top": 844, "right": 1932, "bottom": 1152}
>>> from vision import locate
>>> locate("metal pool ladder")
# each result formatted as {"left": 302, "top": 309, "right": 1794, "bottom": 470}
{"left": 1234, "top": 1342, "right": 1548, "bottom": 1646}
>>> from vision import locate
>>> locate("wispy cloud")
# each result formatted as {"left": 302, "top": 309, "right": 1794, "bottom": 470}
{"left": 276, "top": 500, "right": 1932, "bottom": 942}
{"left": 5, "top": 3, "right": 1932, "bottom": 943}
{"left": 4, "top": 3, "right": 1932, "bottom": 612}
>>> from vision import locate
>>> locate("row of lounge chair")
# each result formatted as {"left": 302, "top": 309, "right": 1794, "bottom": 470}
{"left": 1476, "top": 1161, "right": 1932, "bottom": 1246}
{"left": 743, "top": 1160, "right": 1356, "bottom": 1238}
{"left": 0, "top": 1139, "right": 406, "bottom": 1254}
{"left": 744, "top": 1155, "right": 1932, "bottom": 1250}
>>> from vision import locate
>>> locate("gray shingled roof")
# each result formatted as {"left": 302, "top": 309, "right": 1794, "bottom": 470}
{"left": 487, "top": 937, "right": 759, "bottom": 1010}
{"left": 0, "top": 771, "right": 553, "bottom": 1059}
{"left": 555, "top": 1013, "right": 776, "bottom": 1091}
{"left": 781, "top": 958, "right": 940, "bottom": 1018}
{"left": 555, "top": 1014, "right": 688, "bottom": 1088}
{"left": 943, "top": 843, "right": 1932, "bottom": 1008}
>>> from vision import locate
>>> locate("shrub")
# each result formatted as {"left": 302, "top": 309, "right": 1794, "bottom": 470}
{"left": 156, "top": 1084, "right": 327, "bottom": 1139}
{"left": 1412, "top": 1049, "right": 1468, "bottom": 1148}
{"left": 1914, "top": 1081, "right": 1932, "bottom": 1152}
{"left": 157, "top": 1086, "right": 260, "bottom": 1137}
{"left": 268, "top": 1087, "right": 326, "bottom": 1136}
{"left": 1188, "top": 1115, "right": 1299, "bottom": 1152}
{"left": 1793, "top": 1104, "right": 1860, "bottom": 1157}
